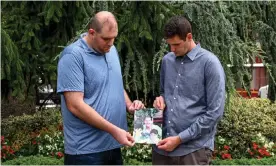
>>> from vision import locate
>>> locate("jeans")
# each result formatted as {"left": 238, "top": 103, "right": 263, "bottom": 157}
{"left": 64, "top": 148, "right": 123, "bottom": 165}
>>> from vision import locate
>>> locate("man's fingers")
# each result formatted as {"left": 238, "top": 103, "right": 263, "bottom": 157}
{"left": 157, "top": 138, "right": 166, "bottom": 146}
{"left": 153, "top": 100, "right": 157, "bottom": 108}
{"left": 157, "top": 143, "right": 167, "bottom": 150}
{"left": 125, "top": 132, "right": 135, "bottom": 147}
{"left": 132, "top": 100, "right": 144, "bottom": 110}
{"left": 159, "top": 96, "right": 166, "bottom": 110}
{"left": 127, "top": 132, "right": 135, "bottom": 142}
{"left": 156, "top": 97, "right": 161, "bottom": 109}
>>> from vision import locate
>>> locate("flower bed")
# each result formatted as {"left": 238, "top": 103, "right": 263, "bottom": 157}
{"left": 1, "top": 97, "right": 276, "bottom": 163}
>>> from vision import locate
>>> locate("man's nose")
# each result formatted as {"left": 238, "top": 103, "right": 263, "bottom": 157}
{"left": 170, "top": 46, "right": 176, "bottom": 52}
{"left": 108, "top": 38, "right": 115, "bottom": 46}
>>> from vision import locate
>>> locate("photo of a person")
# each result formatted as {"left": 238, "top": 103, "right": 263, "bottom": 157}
{"left": 150, "top": 129, "right": 160, "bottom": 144}
{"left": 133, "top": 109, "right": 162, "bottom": 144}
{"left": 141, "top": 116, "right": 153, "bottom": 139}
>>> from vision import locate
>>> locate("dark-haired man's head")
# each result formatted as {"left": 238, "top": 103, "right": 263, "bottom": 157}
{"left": 164, "top": 16, "right": 195, "bottom": 57}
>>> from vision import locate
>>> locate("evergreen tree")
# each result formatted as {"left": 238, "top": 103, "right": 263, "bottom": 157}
{"left": 1, "top": 1, "right": 276, "bottom": 103}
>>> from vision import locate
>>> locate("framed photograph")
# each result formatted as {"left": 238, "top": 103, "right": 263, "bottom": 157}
{"left": 133, "top": 108, "right": 163, "bottom": 144}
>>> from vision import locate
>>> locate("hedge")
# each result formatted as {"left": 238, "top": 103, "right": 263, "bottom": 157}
{"left": 3, "top": 156, "right": 276, "bottom": 165}
{"left": 1, "top": 97, "right": 276, "bottom": 161}
{"left": 211, "top": 157, "right": 276, "bottom": 165}
{"left": 217, "top": 97, "right": 276, "bottom": 158}
{"left": 2, "top": 156, "right": 63, "bottom": 165}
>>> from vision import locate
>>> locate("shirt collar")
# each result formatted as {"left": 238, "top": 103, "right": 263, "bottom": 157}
{"left": 80, "top": 33, "right": 103, "bottom": 56}
{"left": 186, "top": 43, "right": 201, "bottom": 61}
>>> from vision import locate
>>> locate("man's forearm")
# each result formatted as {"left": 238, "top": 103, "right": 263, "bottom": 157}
{"left": 67, "top": 100, "right": 119, "bottom": 135}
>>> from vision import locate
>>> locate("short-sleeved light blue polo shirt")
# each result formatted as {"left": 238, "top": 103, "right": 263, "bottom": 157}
{"left": 57, "top": 33, "right": 127, "bottom": 155}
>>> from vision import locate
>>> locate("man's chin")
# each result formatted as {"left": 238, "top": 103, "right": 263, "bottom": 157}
{"left": 104, "top": 48, "right": 111, "bottom": 53}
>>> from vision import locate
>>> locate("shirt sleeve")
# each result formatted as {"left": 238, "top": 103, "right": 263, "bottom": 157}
{"left": 57, "top": 52, "right": 84, "bottom": 94}
{"left": 178, "top": 57, "right": 226, "bottom": 143}
{"left": 160, "top": 59, "right": 165, "bottom": 97}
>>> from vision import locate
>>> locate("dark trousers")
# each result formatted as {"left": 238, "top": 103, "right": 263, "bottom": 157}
{"left": 152, "top": 148, "right": 212, "bottom": 165}
{"left": 64, "top": 148, "right": 123, "bottom": 165}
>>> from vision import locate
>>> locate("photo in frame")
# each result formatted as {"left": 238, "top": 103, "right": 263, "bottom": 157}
{"left": 133, "top": 108, "right": 163, "bottom": 144}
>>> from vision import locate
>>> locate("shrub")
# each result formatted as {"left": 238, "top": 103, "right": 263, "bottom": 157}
{"left": 2, "top": 155, "right": 64, "bottom": 165}
{"left": 122, "top": 144, "right": 152, "bottom": 163}
{"left": 1, "top": 136, "right": 16, "bottom": 162}
{"left": 124, "top": 158, "right": 152, "bottom": 165}
{"left": 212, "top": 157, "right": 276, "bottom": 165}
{"left": 217, "top": 97, "right": 276, "bottom": 158}
{"left": 1, "top": 109, "right": 62, "bottom": 154}
{"left": 1, "top": 100, "right": 36, "bottom": 119}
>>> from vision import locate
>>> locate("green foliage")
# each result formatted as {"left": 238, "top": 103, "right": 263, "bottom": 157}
{"left": 217, "top": 97, "right": 276, "bottom": 158}
{"left": 2, "top": 1, "right": 276, "bottom": 102}
{"left": 123, "top": 97, "right": 276, "bottom": 160}
{"left": 2, "top": 155, "right": 64, "bottom": 165}
{"left": 124, "top": 158, "right": 152, "bottom": 165}
{"left": 122, "top": 144, "right": 152, "bottom": 163}
{"left": 1, "top": 109, "right": 62, "bottom": 149}
{"left": 1, "top": 1, "right": 94, "bottom": 100}
{"left": 1, "top": 100, "right": 36, "bottom": 119}
{"left": 114, "top": 2, "right": 179, "bottom": 103}
{"left": 212, "top": 157, "right": 276, "bottom": 165}
{"left": 36, "top": 129, "right": 64, "bottom": 157}
{"left": 2, "top": 155, "right": 275, "bottom": 165}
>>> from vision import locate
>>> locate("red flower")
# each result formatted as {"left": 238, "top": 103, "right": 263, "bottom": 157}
{"left": 1, "top": 136, "right": 4, "bottom": 143}
{"left": 9, "top": 148, "right": 14, "bottom": 154}
{"left": 248, "top": 150, "right": 254, "bottom": 156}
{"left": 2, "top": 145, "right": 6, "bottom": 150}
{"left": 252, "top": 142, "right": 258, "bottom": 150}
{"left": 57, "top": 152, "right": 64, "bottom": 158}
{"left": 222, "top": 153, "right": 232, "bottom": 160}
{"left": 32, "top": 140, "right": 37, "bottom": 145}
{"left": 223, "top": 145, "right": 230, "bottom": 150}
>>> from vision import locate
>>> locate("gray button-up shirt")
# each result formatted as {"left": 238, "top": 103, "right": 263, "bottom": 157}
{"left": 153, "top": 44, "right": 226, "bottom": 156}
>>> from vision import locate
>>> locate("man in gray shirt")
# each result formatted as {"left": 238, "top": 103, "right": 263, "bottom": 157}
{"left": 153, "top": 15, "right": 226, "bottom": 165}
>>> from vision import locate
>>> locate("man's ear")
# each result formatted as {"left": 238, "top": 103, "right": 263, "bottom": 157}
{"left": 186, "top": 33, "right": 193, "bottom": 41}
{"left": 88, "top": 28, "right": 96, "bottom": 35}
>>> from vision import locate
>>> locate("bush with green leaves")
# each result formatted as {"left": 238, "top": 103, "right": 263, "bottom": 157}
{"left": 2, "top": 155, "right": 64, "bottom": 165}
{"left": 217, "top": 97, "right": 276, "bottom": 158}
{"left": 3, "top": 155, "right": 275, "bottom": 165}
{"left": 1, "top": 109, "right": 62, "bottom": 155}
{"left": 212, "top": 157, "right": 276, "bottom": 165}
{"left": 122, "top": 144, "right": 152, "bottom": 163}
{"left": 123, "top": 97, "right": 276, "bottom": 160}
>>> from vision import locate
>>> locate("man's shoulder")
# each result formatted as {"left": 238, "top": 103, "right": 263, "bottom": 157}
{"left": 63, "top": 40, "right": 83, "bottom": 55}
{"left": 198, "top": 47, "right": 222, "bottom": 66}
{"left": 163, "top": 52, "right": 175, "bottom": 61}
{"left": 60, "top": 40, "right": 84, "bottom": 60}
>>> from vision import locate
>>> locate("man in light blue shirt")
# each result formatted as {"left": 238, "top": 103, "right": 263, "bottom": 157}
{"left": 57, "top": 11, "right": 144, "bottom": 165}
{"left": 153, "top": 16, "right": 226, "bottom": 165}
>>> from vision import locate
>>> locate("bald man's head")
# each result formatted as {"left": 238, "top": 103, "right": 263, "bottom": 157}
{"left": 88, "top": 11, "right": 117, "bottom": 33}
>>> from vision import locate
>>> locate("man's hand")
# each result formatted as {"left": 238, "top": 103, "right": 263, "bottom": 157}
{"left": 127, "top": 100, "right": 145, "bottom": 114}
{"left": 157, "top": 136, "right": 181, "bottom": 152}
{"left": 112, "top": 127, "right": 135, "bottom": 147}
{"left": 153, "top": 96, "right": 166, "bottom": 110}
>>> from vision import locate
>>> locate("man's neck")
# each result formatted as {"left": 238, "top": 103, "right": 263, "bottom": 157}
{"left": 188, "top": 40, "right": 197, "bottom": 53}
